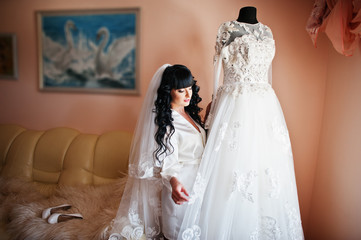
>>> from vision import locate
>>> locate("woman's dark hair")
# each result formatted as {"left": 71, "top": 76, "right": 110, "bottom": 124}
{"left": 154, "top": 64, "right": 202, "bottom": 163}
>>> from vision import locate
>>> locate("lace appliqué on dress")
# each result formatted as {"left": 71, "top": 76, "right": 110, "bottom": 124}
{"left": 271, "top": 117, "right": 292, "bottom": 156}
{"left": 228, "top": 140, "right": 238, "bottom": 151}
{"left": 228, "top": 120, "right": 242, "bottom": 151}
{"left": 214, "top": 122, "right": 228, "bottom": 151}
{"left": 217, "top": 82, "right": 272, "bottom": 98}
{"left": 223, "top": 37, "right": 274, "bottom": 86}
{"left": 188, "top": 172, "right": 206, "bottom": 204}
{"left": 232, "top": 170, "right": 257, "bottom": 202}
{"left": 232, "top": 120, "right": 242, "bottom": 129}
{"left": 182, "top": 225, "right": 201, "bottom": 240}
{"left": 213, "top": 21, "right": 275, "bottom": 112}
{"left": 285, "top": 203, "right": 304, "bottom": 240}
{"left": 250, "top": 216, "right": 282, "bottom": 240}
{"left": 265, "top": 168, "right": 280, "bottom": 199}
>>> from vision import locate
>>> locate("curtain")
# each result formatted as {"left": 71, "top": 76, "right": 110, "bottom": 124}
{"left": 306, "top": 0, "right": 361, "bottom": 56}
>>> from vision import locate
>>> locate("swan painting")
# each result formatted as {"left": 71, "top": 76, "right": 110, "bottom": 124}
{"left": 42, "top": 20, "right": 78, "bottom": 84}
{"left": 94, "top": 27, "right": 135, "bottom": 87}
{"left": 38, "top": 9, "right": 139, "bottom": 94}
{"left": 42, "top": 20, "right": 76, "bottom": 73}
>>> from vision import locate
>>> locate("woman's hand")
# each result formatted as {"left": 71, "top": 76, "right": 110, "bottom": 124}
{"left": 170, "top": 177, "right": 189, "bottom": 205}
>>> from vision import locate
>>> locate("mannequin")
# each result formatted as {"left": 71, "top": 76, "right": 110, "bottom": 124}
{"left": 236, "top": 6, "right": 258, "bottom": 24}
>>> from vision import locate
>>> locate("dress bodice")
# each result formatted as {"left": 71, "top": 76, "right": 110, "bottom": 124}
{"left": 215, "top": 21, "right": 275, "bottom": 85}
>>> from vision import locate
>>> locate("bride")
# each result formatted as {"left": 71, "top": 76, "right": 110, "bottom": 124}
{"left": 104, "top": 64, "right": 206, "bottom": 240}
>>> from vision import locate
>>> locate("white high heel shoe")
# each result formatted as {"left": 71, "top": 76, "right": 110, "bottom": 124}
{"left": 41, "top": 204, "right": 72, "bottom": 219}
{"left": 47, "top": 213, "right": 83, "bottom": 224}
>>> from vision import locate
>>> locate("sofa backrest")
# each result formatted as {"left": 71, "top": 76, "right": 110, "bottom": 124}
{"left": 0, "top": 124, "right": 132, "bottom": 189}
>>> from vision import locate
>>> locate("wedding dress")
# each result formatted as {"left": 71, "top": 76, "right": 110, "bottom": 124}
{"left": 178, "top": 21, "right": 304, "bottom": 240}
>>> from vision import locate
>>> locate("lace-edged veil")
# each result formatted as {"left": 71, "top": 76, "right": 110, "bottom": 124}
{"left": 104, "top": 64, "right": 171, "bottom": 240}
{"left": 127, "top": 63, "right": 171, "bottom": 177}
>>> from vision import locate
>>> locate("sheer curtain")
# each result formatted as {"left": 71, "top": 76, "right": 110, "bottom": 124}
{"left": 306, "top": 0, "right": 361, "bottom": 56}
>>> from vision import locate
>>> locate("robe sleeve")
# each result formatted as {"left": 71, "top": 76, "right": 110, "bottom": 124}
{"left": 160, "top": 131, "right": 181, "bottom": 191}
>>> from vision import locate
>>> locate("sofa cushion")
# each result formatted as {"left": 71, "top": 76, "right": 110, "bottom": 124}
{"left": 0, "top": 124, "right": 132, "bottom": 195}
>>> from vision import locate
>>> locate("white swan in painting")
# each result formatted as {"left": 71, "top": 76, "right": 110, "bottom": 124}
{"left": 95, "top": 27, "right": 135, "bottom": 81}
{"left": 43, "top": 20, "right": 98, "bottom": 85}
{"left": 42, "top": 20, "right": 77, "bottom": 74}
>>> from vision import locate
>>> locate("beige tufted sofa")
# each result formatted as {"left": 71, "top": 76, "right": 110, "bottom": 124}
{"left": 0, "top": 124, "right": 132, "bottom": 239}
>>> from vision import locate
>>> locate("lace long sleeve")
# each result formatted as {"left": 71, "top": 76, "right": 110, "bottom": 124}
{"left": 264, "top": 25, "right": 274, "bottom": 86}
{"left": 214, "top": 23, "right": 227, "bottom": 62}
{"left": 213, "top": 22, "right": 229, "bottom": 98}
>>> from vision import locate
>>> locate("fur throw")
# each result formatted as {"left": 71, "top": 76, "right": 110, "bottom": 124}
{"left": 0, "top": 177, "right": 127, "bottom": 240}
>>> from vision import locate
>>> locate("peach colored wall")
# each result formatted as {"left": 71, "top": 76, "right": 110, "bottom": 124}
{"left": 307, "top": 44, "right": 361, "bottom": 239}
{"left": 0, "top": 0, "right": 325, "bottom": 235}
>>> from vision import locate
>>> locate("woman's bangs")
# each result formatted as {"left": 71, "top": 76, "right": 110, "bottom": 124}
{"left": 174, "top": 75, "right": 194, "bottom": 89}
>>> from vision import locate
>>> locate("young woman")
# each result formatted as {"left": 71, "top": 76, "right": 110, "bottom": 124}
{"left": 105, "top": 64, "right": 206, "bottom": 240}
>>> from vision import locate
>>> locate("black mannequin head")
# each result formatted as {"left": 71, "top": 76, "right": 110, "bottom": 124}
{"left": 236, "top": 6, "right": 258, "bottom": 24}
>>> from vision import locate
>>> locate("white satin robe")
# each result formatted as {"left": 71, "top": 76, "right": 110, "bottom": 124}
{"left": 160, "top": 110, "right": 206, "bottom": 240}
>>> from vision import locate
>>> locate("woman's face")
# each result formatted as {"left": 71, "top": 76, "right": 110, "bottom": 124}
{"left": 170, "top": 86, "right": 193, "bottom": 109}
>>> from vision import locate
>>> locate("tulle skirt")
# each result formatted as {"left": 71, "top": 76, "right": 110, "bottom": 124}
{"left": 179, "top": 83, "right": 304, "bottom": 240}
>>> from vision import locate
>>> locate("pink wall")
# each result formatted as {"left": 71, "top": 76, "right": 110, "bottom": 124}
{"left": 308, "top": 44, "right": 361, "bottom": 239}
{"left": 0, "top": 0, "right": 327, "bottom": 236}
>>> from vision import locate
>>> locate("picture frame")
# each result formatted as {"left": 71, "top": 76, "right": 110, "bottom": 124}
{"left": 37, "top": 8, "right": 140, "bottom": 95}
{"left": 0, "top": 33, "right": 18, "bottom": 79}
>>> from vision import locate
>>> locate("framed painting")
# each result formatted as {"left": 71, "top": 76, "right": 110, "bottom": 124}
{"left": 37, "top": 8, "right": 139, "bottom": 94}
{"left": 0, "top": 33, "right": 18, "bottom": 79}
